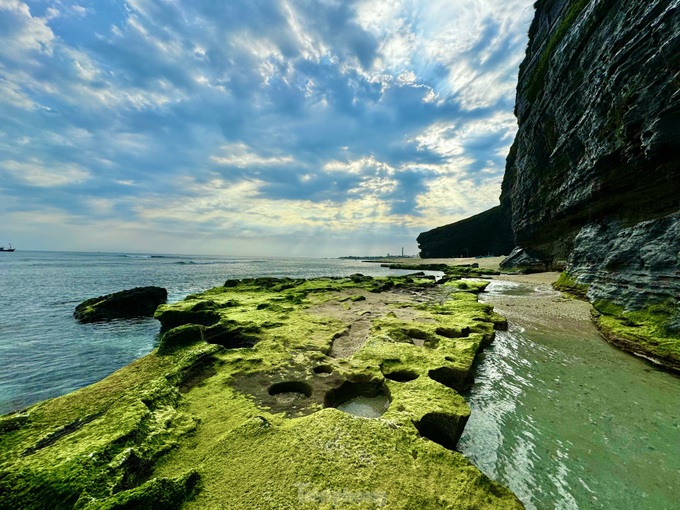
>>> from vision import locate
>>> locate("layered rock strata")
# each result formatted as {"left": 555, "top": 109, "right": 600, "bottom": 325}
{"left": 421, "top": 0, "right": 679, "bottom": 363}
{"left": 505, "top": 0, "right": 680, "bottom": 263}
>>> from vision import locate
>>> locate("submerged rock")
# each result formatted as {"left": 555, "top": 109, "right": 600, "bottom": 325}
{"left": 74, "top": 286, "right": 167, "bottom": 323}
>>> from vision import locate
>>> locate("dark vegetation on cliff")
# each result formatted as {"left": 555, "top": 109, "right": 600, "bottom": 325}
{"left": 420, "top": 0, "right": 679, "bottom": 368}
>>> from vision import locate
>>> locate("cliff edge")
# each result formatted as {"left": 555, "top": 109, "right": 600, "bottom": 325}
{"left": 505, "top": 0, "right": 679, "bottom": 263}
{"left": 421, "top": 0, "right": 680, "bottom": 368}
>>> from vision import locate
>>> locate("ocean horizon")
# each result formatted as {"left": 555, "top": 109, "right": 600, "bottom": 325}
{"left": 0, "top": 250, "right": 433, "bottom": 415}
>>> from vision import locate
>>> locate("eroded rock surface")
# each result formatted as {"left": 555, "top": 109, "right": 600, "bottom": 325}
{"left": 569, "top": 212, "right": 680, "bottom": 310}
{"left": 3, "top": 276, "right": 522, "bottom": 509}
{"left": 500, "top": 247, "right": 549, "bottom": 274}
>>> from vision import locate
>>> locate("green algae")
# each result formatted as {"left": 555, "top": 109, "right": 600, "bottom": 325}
{"left": 526, "top": 0, "right": 591, "bottom": 102}
{"left": 552, "top": 271, "right": 589, "bottom": 299}
{"left": 444, "top": 279, "right": 491, "bottom": 294}
{"left": 382, "top": 262, "right": 500, "bottom": 278}
{"left": 593, "top": 299, "right": 680, "bottom": 372}
{"left": 552, "top": 272, "right": 679, "bottom": 372}
{"left": 0, "top": 275, "right": 522, "bottom": 509}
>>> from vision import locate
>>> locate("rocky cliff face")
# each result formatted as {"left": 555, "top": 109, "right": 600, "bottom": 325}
{"left": 505, "top": 0, "right": 680, "bottom": 267}
{"left": 423, "top": 0, "right": 679, "bottom": 312}
{"left": 506, "top": 0, "right": 680, "bottom": 318}
{"left": 568, "top": 212, "right": 680, "bottom": 315}
{"left": 417, "top": 206, "right": 514, "bottom": 258}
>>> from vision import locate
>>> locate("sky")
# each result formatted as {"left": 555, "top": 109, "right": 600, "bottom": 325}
{"left": 0, "top": 0, "right": 535, "bottom": 257}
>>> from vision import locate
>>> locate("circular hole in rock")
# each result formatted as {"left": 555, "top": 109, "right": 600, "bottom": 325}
{"left": 313, "top": 365, "right": 333, "bottom": 375}
{"left": 383, "top": 370, "right": 418, "bottom": 383}
{"left": 324, "top": 381, "right": 390, "bottom": 418}
{"left": 267, "top": 381, "right": 313, "bottom": 404}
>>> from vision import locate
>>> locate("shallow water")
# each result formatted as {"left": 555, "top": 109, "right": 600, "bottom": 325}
{"left": 458, "top": 279, "right": 680, "bottom": 510}
{"left": 336, "top": 395, "right": 390, "bottom": 418}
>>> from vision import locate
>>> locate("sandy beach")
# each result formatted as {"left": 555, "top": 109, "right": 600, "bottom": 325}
{"left": 377, "top": 257, "right": 593, "bottom": 324}
{"left": 370, "top": 256, "right": 505, "bottom": 270}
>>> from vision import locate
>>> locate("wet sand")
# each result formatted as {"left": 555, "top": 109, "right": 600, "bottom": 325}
{"left": 369, "top": 256, "right": 505, "bottom": 270}
{"left": 483, "top": 272, "right": 597, "bottom": 341}
{"left": 377, "top": 258, "right": 589, "bottom": 324}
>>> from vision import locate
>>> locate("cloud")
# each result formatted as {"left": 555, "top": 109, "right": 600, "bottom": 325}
{"left": 211, "top": 143, "right": 295, "bottom": 168}
{"left": 0, "top": 0, "right": 54, "bottom": 59}
{"left": 1, "top": 159, "right": 90, "bottom": 187}
{"left": 0, "top": 0, "right": 535, "bottom": 255}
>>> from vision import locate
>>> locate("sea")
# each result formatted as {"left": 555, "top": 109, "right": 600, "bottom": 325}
{"left": 0, "top": 250, "right": 423, "bottom": 415}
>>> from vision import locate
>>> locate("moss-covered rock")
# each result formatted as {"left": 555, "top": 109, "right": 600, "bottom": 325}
{"left": 383, "top": 262, "right": 500, "bottom": 278}
{"left": 592, "top": 299, "right": 680, "bottom": 373}
{"left": 1, "top": 276, "right": 522, "bottom": 509}
{"left": 552, "top": 271, "right": 679, "bottom": 372}
{"left": 552, "top": 271, "right": 590, "bottom": 299}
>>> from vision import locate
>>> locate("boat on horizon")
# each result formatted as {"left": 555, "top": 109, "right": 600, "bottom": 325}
{"left": 0, "top": 243, "right": 15, "bottom": 252}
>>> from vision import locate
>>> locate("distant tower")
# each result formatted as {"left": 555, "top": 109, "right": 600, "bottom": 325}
{"left": 401, "top": 247, "right": 404, "bottom": 257}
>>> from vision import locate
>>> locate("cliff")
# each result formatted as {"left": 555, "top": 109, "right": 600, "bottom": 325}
{"left": 508, "top": 0, "right": 680, "bottom": 368}
{"left": 505, "top": 0, "right": 679, "bottom": 263}
{"left": 421, "top": 0, "right": 680, "bottom": 367}
{"left": 417, "top": 206, "right": 514, "bottom": 258}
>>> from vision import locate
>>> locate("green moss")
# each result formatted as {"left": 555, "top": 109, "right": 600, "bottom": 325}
{"left": 79, "top": 470, "right": 200, "bottom": 510}
{"left": 552, "top": 271, "right": 590, "bottom": 299}
{"left": 158, "top": 324, "right": 204, "bottom": 354}
{"left": 552, "top": 276, "right": 678, "bottom": 370}
{"left": 526, "top": 0, "right": 590, "bottom": 102}
{"left": 0, "top": 345, "right": 213, "bottom": 509}
{"left": 0, "top": 276, "right": 521, "bottom": 509}
{"left": 444, "top": 279, "right": 490, "bottom": 294}
{"left": 593, "top": 298, "right": 680, "bottom": 370}
{"left": 168, "top": 410, "right": 521, "bottom": 510}
{"left": 387, "top": 263, "right": 500, "bottom": 278}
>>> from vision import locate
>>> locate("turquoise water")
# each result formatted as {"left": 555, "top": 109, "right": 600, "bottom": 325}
{"left": 0, "top": 251, "right": 424, "bottom": 415}
{"left": 459, "top": 280, "right": 680, "bottom": 510}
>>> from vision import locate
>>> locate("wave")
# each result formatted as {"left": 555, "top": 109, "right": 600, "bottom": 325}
{"left": 172, "top": 261, "right": 225, "bottom": 265}
{"left": 171, "top": 259, "right": 266, "bottom": 266}
{"left": 120, "top": 254, "right": 180, "bottom": 259}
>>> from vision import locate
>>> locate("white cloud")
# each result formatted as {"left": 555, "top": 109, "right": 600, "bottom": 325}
{"left": 0, "top": 0, "right": 55, "bottom": 59}
{"left": 2, "top": 159, "right": 91, "bottom": 187}
{"left": 0, "top": 78, "right": 35, "bottom": 109}
{"left": 356, "top": 0, "right": 532, "bottom": 106}
{"left": 211, "top": 144, "right": 295, "bottom": 168}
{"left": 0, "top": 0, "right": 536, "bottom": 255}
